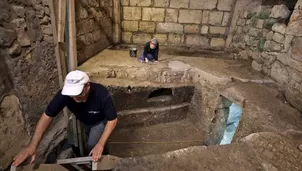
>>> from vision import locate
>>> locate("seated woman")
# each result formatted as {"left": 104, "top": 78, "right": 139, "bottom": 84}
{"left": 138, "top": 38, "right": 159, "bottom": 64}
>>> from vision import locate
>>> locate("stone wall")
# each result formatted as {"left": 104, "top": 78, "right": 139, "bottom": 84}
{"left": 121, "top": 0, "right": 236, "bottom": 48}
{"left": 76, "top": 0, "right": 113, "bottom": 64}
{"left": 230, "top": 0, "right": 302, "bottom": 112}
{"left": 0, "top": 0, "right": 64, "bottom": 169}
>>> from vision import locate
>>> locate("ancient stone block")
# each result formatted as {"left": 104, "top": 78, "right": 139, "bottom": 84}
{"left": 209, "top": 11, "right": 223, "bottom": 26}
{"left": 184, "top": 25, "right": 199, "bottom": 33}
{"left": 271, "top": 61, "right": 289, "bottom": 84}
{"left": 264, "top": 40, "right": 281, "bottom": 52}
{"left": 170, "top": 0, "right": 189, "bottom": 8}
{"left": 185, "top": 35, "right": 209, "bottom": 46}
{"left": 122, "top": 21, "right": 138, "bottom": 31}
{"left": 270, "top": 4, "right": 290, "bottom": 20}
{"left": 92, "top": 29, "right": 102, "bottom": 42}
{"left": 139, "top": 21, "right": 155, "bottom": 32}
{"left": 11, "top": 5, "right": 25, "bottom": 18}
{"left": 42, "top": 25, "right": 52, "bottom": 35}
{"left": 168, "top": 34, "right": 181, "bottom": 44}
{"left": 17, "top": 29, "right": 31, "bottom": 47}
{"left": 261, "top": 52, "right": 277, "bottom": 66}
{"left": 166, "top": 9, "right": 178, "bottom": 22}
{"left": 272, "top": 32, "right": 285, "bottom": 44}
{"left": 217, "top": 0, "right": 234, "bottom": 11}
{"left": 252, "top": 60, "right": 263, "bottom": 71}
{"left": 153, "top": 34, "right": 167, "bottom": 44}
{"left": 262, "top": 29, "right": 269, "bottom": 38}
{"left": 285, "top": 87, "right": 302, "bottom": 113}
{"left": 201, "top": 26, "right": 209, "bottom": 34}
{"left": 292, "top": 37, "right": 302, "bottom": 62}
{"left": 121, "top": 0, "right": 129, "bottom": 6}
{"left": 202, "top": 10, "right": 210, "bottom": 24}
{"left": 157, "top": 23, "right": 183, "bottom": 34}
{"left": 179, "top": 10, "right": 202, "bottom": 24}
{"left": 130, "top": 0, "right": 151, "bottom": 6}
{"left": 190, "top": 0, "right": 217, "bottom": 10}
{"left": 122, "top": 32, "right": 132, "bottom": 43}
{"left": 272, "top": 23, "right": 286, "bottom": 34}
{"left": 9, "top": 42, "right": 21, "bottom": 57}
{"left": 210, "top": 38, "right": 225, "bottom": 47}
{"left": 132, "top": 33, "right": 151, "bottom": 44}
{"left": 89, "top": 0, "right": 99, "bottom": 7}
{"left": 222, "top": 12, "right": 230, "bottom": 26}
{"left": 142, "top": 8, "right": 165, "bottom": 21}
{"left": 154, "top": 0, "right": 169, "bottom": 7}
{"left": 256, "top": 19, "right": 264, "bottom": 29}
{"left": 282, "top": 35, "right": 294, "bottom": 53}
{"left": 123, "top": 7, "right": 141, "bottom": 20}
{"left": 209, "top": 26, "right": 226, "bottom": 34}
{"left": 266, "top": 31, "right": 274, "bottom": 40}
{"left": 0, "top": 27, "right": 16, "bottom": 47}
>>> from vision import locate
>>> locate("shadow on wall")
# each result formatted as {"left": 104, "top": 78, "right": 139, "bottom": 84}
{"left": 0, "top": 50, "right": 13, "bottom": 98}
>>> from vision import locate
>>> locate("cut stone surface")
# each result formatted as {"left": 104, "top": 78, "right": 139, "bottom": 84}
{"left": 209, "top": 26, "right": 226, "bottom": 34}
{"left": 179, "top": 10, "right": 202, "bottom": 24}
{"left": 154, "top": 0, "right": 169, "bottom": 7}
{"left": 132, "top": 33, "right": 151, "bottom": 44}
{"left": 166, "top": 9, "right": 178, "bottom": 22}
{"left": 122, "top": 32, "right": 132, "bottom": 43}
{"left": 292, "top": 37, "right": 302, "bottom": 62}
{"left": 185, "top": 35, "right": 209, "bottom": 46}
{"left": 142, "top": 8, "right": 165, "bottom": 21}
{"left": 123, "top": 7, "right": 141, "bottom": 20}
{"left": 202, "top": 10, "right": 210, "bottom": 24}
{"left": 157, "top": 23, "right": 183, "bottom": 34}
{"left": 200, "top": 25, "right": 209, "bottom": 34}
{"left": 190, "top": 0, "right": 217, "bottom": 10}
{"left": 272, "top": 23, "right": 286, "bottom": 34}
{"left": 210, "top": 38, "right": 225, "bottom": 47}
{"left": 256, "top": 19, "right": 264, "bottom": 29}
{"left": 122, "top": 21, "right": 139, "bottom": 32}
{"left": 217, "top": 0, "right": 234, "bottom": 11}
{"left": 184, "top": 25, "right": 199, "bottom": 33}
{"left": 170, "top": 0, "right": 189, "bottom": 8}
{"left": 209, "top": 11, "right": 223, "bottom": 26}
{"left": 270, "top": 4, "right": 290, "bottom": 20}
{"left": 272, "top": 32, "right": 285, "bottom": 44}
{"left": 168, "top": 34, "right": 181, "bottom": 44}
{"left": 153, "top": 34, "right": 168, "bottom": 44}
{"left": 130, "top": 0, "right": 151, "bottom": 6}
{"left": 139, "top": 21, "right": 155, "bottom": 32}
{"left": 17, "top": 29, "right": 31, "bottom": 47}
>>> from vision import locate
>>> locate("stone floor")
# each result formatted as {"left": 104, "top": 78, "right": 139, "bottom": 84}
{"left": 77, "top": 48, "right": 302, "bottom": 171}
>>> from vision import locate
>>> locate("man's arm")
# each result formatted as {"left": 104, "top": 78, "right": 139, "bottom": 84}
{"left": 13, "top": 113, "right": 53, "bottom": 166}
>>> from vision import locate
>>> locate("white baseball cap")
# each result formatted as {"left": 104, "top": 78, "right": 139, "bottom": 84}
{"left": 61, "top": 70, "right": 89, "bottom": 96}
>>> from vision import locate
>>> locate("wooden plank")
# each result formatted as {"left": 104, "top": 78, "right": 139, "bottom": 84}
{"left": 57, "top": 157, "right": 92, "bottom": 165}
{"left": 58, "top": 0, "right": 66, "bottom": 42}
{"left": 67, "top": 0, "right": 77, "bottom": 71}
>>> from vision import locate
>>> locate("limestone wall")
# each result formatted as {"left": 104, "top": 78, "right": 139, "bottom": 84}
{"left": 121, "top": 0, "right": 236, "bottom": 48}
{"left": 0, "top": 0, "right": 65, "bottom": 169}
{"left": 230, "top": 1, "right": 302, "bottom": 112}
{"left": 76, "top": 0, "right": 113, "bottom": 64}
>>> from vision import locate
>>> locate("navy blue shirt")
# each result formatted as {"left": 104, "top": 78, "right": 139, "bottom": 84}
{"left": 45, "top": 82, "right": 117, "bottom": 125}
{"left": 143, "top": 42, "right": 159, "bottom": 61}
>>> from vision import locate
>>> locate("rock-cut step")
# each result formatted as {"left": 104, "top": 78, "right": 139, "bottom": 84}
{"left": 116, "top": 103, "right": 190, "bottom": 128}
{"left": 106, "top": 119, "right": 204, "bottom": 157}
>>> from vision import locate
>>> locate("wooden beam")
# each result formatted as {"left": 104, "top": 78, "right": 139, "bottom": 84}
{"left": 67, "top": 0, "right": 77, "bottom": 71}
{"left": 58, "top": 0, "right": 67, "bottom": 43}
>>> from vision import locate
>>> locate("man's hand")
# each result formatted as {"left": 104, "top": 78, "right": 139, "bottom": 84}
{"left": 154, "top": 61, "right": 159, "bottom": 64}
{"left": 89, "top": 143, "right": 104, "bottom": 162}
{"left": 12, "top": 146, "right": 36, "bottom": 166}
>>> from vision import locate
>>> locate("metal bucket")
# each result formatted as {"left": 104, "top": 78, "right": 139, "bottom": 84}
{"left": 129, "top": 47, "right": 137, "bottom": 57}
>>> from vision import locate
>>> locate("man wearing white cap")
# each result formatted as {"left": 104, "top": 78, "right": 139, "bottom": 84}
{"left": 13, "top": 70, "right": 118, "bottom": 166}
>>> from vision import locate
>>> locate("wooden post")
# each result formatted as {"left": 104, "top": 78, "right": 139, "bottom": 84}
{"left": 58, "top": 0, "right": 66, "bottom": 43}
{"left": 67, "top": 0, "right": 77, "bottom": 71}
{"left": 113, "top": 0, "right": 121, "bottom": 44}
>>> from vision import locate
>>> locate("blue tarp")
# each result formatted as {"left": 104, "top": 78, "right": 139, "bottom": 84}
{"left": 220, "top": 103, "right": 242, "bottom": 145}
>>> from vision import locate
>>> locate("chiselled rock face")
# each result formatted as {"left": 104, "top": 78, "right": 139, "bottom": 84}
{"left": 0, "top": 95, "right": 30, "bottom": 170}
